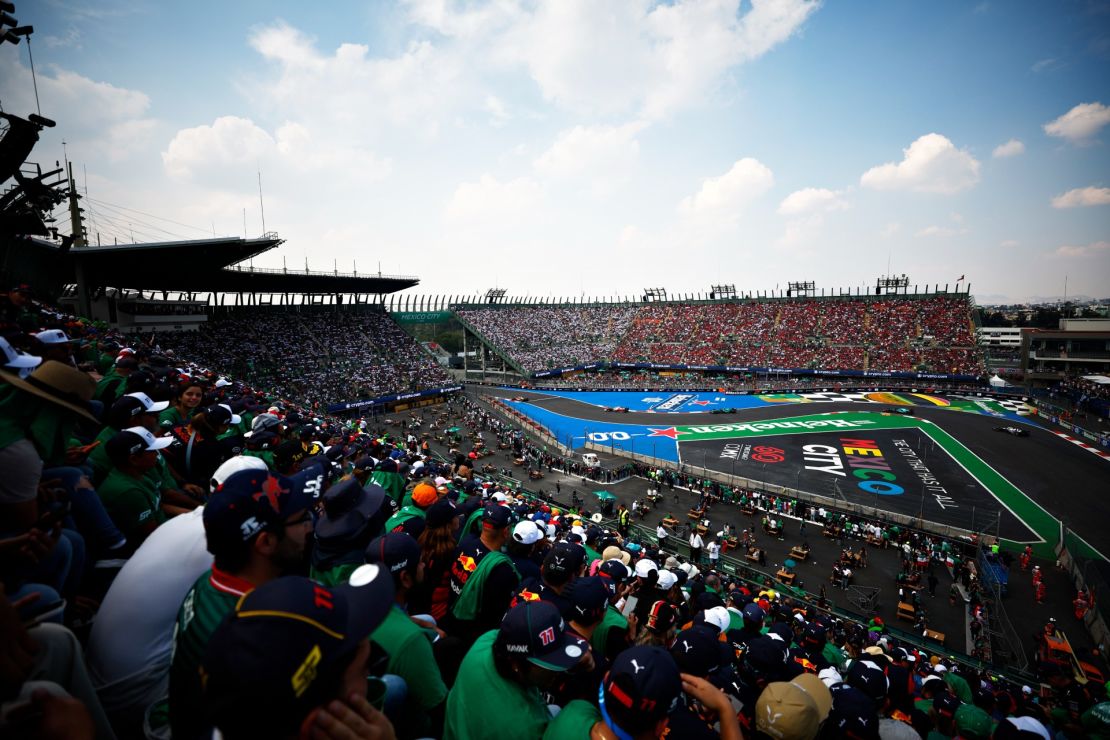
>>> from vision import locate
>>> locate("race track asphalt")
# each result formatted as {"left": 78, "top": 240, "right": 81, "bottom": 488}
{"left": 483, "top": 388, "right": 1110, "bottom": 559}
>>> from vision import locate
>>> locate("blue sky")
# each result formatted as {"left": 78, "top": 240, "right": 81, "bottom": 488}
{"left": 2, "top": 0, "right": 1108, "bottom": 302}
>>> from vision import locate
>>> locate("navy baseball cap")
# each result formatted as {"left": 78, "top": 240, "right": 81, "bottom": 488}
{"left": 544, "top": 542, "right": 586, "bottom": 577}
{"left": 204, "top": 466, "right": 323, "bottom": 555}
{"left": 564, "top": 576, "right": 610, "bottom": 622}
{"left": 746, "top": 635, "right": 790, "bottom": 675}
{"left": 827, "top": 683, "right": 881, "bottom": 740}
{"left": 202, "top": 567, "right": 394, "bottom": 736}
{"left": 803, "top": 621, "right": 828, "bottom": 648}
{"left": 483, "top": 504, "right": 512, "bottom": 529}
{"left": 670, "top": 625, "right": 725, "bottom": 676}
{"left": 933, "top": 690, "right": 961, "bottom": 718}
{"left": 847, "top": 659, "right": 889, "bottom": 703}
{"left": 365, "top": 531, "right": 422, "bottom": 577}
{"left": 602, "top": 647, "right": 682, "bottom": 730}
{"left": 645, "top": 600, "right": 679, "bottom": 633}
{"left": 497, "top": 601, "right": 589, "bottom": 672}
{"left": 598, "top": 559, "right": 629, "bottom": 585}
{"left": 743, "top": 602, "right": 766, "bottom": 624}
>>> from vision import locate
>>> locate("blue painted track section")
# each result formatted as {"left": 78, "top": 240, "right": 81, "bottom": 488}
{"left": 504, "top": 400, "right": 681, "bottom": 462}
{"left": 521, "top": 389, "right": 770, "bottom": 412}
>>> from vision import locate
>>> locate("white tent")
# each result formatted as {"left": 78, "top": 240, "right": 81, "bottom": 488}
{"left": 989, "top": 374, "right": 1012, "bottom": 388}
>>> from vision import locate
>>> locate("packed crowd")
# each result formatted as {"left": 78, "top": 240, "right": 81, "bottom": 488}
{"left": 458, "top": 296, "right": 984, "bottom": 375}
{"left": 457, "top": 306, "right": 639, "bottom": 372}
{"left": 164, "top": 308, "right": 450, "bottom": 409}
{"left": 4, "top": 282, "right": 1108, "bottom": 740}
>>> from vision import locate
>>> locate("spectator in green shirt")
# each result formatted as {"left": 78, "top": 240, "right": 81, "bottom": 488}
{"left": 168, "top": 460, "right": 326, "bottom": 740}
{"left": 99, "top": 427, "right": 186, "bottom": 544}
{"left": 365, "top": 531, "right": 449, "bottom": 737}
{"left": 158, "top": 380, "right": 204, "bottom": 430}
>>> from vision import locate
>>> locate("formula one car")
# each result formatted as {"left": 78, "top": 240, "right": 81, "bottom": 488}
{"left": 994, "top": 426, "right": 1029, "bottom": 437}
{"left": 511, "top": 396, "right": 529, "bottom": 402}
{"left": 604, "top": 406, "right": 630, "bottom": 413}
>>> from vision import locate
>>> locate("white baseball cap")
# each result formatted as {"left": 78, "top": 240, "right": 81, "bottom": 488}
{"left": 634, "top": 558, "right": 658, "bottom": 578}
{"left": 512, "top": 520, "right": 543, "bottom": 545}
{"left": 217, "top": 403, "right": 242, "bottom": 425}
{"left": 0, "top": 336, "right": 42, "bottom": 376}
{"left": 215, "top": 377, "right": 232, "bottom": 388}
{"left": 33, "top": 329, "right": 75, "bottom": 345}
{"left": 703, "top": 606, "right": 731, "bottom": 632}
{"left": 656, "top": 570, "right": 678, "bottom": 590}
{"left": 210, "top": 455, "right": 268, "bottom": 492}
{"left": 125, "top": 391, "right": 169, "bottom": 413}
{"left": 122, "top": 426, "right": 174, "bottom": 452}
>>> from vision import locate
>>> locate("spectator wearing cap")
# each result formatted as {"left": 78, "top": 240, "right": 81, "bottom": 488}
{"left": 593, "top": 559, "right": 633, "bottom": 662}
{"left": 551, "top": 576, "right": 611, "bottom": 703}
{"left": 444, "top": 504, "right": 522, "bottom": 644}
{"left": 161, "top": 404, "right": 239, "bottom": 488}
{"left": 87, "top": 457, "right": 267, "bottom": 737}
{"left": 95, "top": 354, "right": 139, "bottom": 404}
{"left": 446, "top": 600, "right": 589, "bottom": 740}
{"left": 158, "top": 380, "right": 204, "bottom": 431}
{"left": 952, "top": 703, "right": 993, "bottom": 740}
{"left": 637, "top": 600, "right": 680, "bottom": 647}
{"left": 384, "top": 480, "right": 439, "bottom": 539}
{"left": 371, "top": 458, "right": 407, "bottom": 506}
{"left": 825, "top": 682, "right": 881, "bottom": 740}
{"left": 0, "top": 282, "right": 41, "bottom": 334}
{"left": 410, "top": 497, "right": 460, "bottom": 622}
{"left": 365, "top": 532, "right": 449, "bottom": 737}
{"left": 528, "top": 541, "right": 587, "bottom": 619}
{"left": 30, "top": 329, "right": 79, "bottom": 367}
{"left": 1, "top": 335, "right": 42, "bottom": 379}
{"left": 507, "top": 519, "right": 545, "bottom": 582}
{"left": 88, "top": 392, "right": 170, "bottom": 484}
{"left": 168, "top": 464, "right": 324, "bottom": 740}
{"left": 99, "top": 427, "right": 187, "bottom": 545}
{"left": 200, "top": 569, "right": 396, "bottom": 740}
{"left": 754, "top": 672, "right": 833, "bottom": 740}
{"left": 0, "top": 360, "right": 125, "bottom": 586}
{"left": 310, "top": 478, "right": 394, "bottom": 587}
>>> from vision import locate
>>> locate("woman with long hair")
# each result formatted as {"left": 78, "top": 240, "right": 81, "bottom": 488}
{"left": 411, "top": 498, "right": 459, "bottom": 621}
{"left": 159, "top": 380, "right": 205, "bottom": 430}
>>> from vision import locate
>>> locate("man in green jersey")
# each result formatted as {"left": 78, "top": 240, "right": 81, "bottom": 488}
{"left": 201, "top": 568, "right": 396, "bottom": 740}
{"left": 446, "top": 600, "right": 590, "bottom": 740}
{"left": 365, "top": 531, "right": 448, "bottom": 737}
{"left": 99, "top": 427, "right": 186, "bottom": 545}
{"left": 168, "top": 462, "right": 325, "bottom": 740}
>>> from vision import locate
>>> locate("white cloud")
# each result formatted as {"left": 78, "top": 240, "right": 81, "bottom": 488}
{"left": 1044, "top": 102, "right": 1110, "bottom": 144}
{"left": 1031, "top": 58, "right": 1056, "bottom": 73}
{"left": 533, "top": 122, "right": 646, "bottom": 180}
{"left": 879, "top": 222, "right": 901, "bottom": 238}
{"left": 777, "top": 187, "right": 849, "bottom": 216}
{"left": 679, "top": 158, "right": 774, "bottom": 217}
{"left": 1000, "top": 239, "right": 1019, "bottom": 248}
{"left": 413, "top": 0, "right": 820, "bottom": 120}
{"left": 915, "top": 225, "right": 967, "bottom": 238}
{"left": 860, "top": 133, "right": 981, "bottom": 194}
{"left": 444, "top": 174, "right": 543, "bottom": 223}
{"left": 1054, "top": 241, "right": 1110, "bottom": 258}
{"left": 992, "top": 138, "right": 1025, "bottom": 158}
{"left": 1050, "top": 186, "right": 1110, "bottom": 208}
{"left": 163, "top": 117, "right": 278, "bottom": 180}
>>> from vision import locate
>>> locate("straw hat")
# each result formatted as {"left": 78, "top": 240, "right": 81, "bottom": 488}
{"left": 1, "top": 360, "right": 98, "bottom": 422}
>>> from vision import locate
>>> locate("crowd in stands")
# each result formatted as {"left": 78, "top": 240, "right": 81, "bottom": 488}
{"left": 164, "top": 308, "right": 450, "bottom": 409}
{"left": 457, "top": 305, "right": 638, "bottom": 372}
{"left": 5, "top": 280, "right": 1107, "bottom": 740}
{"left": 460, "top": 295, "right": 984, "bottom": 376}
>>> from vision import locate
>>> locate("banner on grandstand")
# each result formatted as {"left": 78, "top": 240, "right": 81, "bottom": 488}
{"left": 390, "top": 311, "right": 455, "bottom": 324}
{"left": 327, "top": 385, "right": 463, "bottom": 413}
{"left": 532, "top": 362, "right": 980, "bottom": 383}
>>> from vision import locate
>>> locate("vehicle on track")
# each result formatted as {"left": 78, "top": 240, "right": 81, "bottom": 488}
{"left": 994, "top": 426, "right": 1029, "bottom": 437}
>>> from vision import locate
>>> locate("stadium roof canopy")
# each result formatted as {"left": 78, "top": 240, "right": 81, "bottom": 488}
{"left": 11, "top": 235, "right": 419, "bottom": 296}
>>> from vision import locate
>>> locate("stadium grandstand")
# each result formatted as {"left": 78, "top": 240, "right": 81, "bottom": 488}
{"left": 4, "top": 13, "right": 1110, "bottom": 737}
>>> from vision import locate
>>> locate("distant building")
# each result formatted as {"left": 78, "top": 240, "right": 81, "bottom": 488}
{"left": 1021, "top": 319, "right": 1110, "bottom": 383}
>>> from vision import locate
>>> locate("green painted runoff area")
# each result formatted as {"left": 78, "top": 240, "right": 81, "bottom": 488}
{"left": 671, "top": 411, "right": 1088, "bottom": 560}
